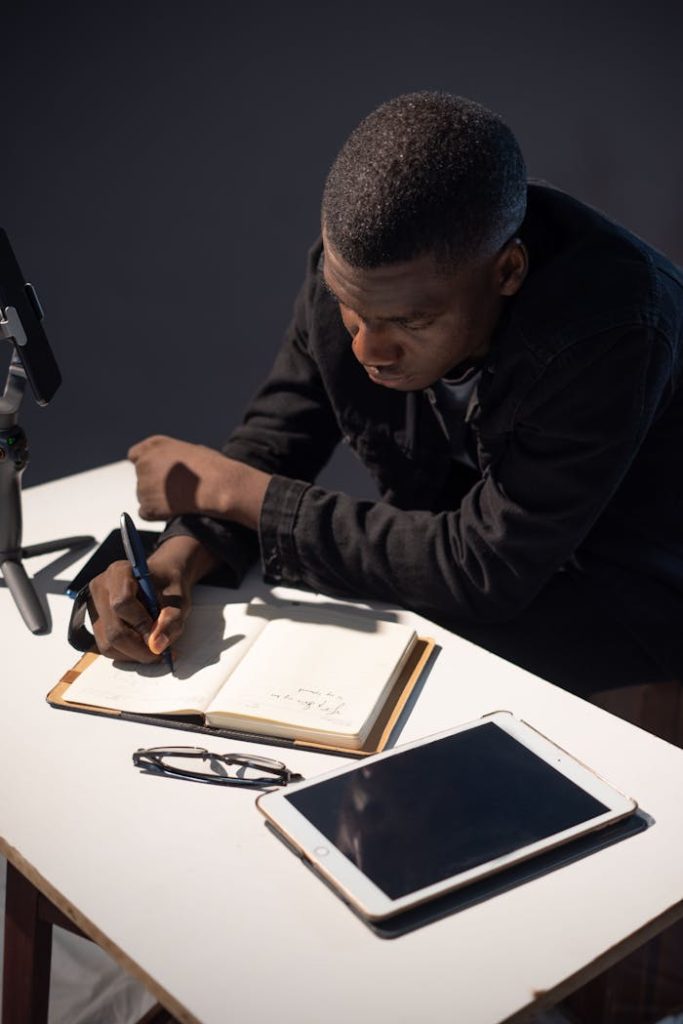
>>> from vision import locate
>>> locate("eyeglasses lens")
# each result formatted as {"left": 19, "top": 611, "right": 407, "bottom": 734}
{"left": 159, "top": 751, "right": 278, "bottom": 784}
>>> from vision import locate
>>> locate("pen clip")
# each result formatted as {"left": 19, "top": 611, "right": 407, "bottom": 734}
{"left": 120, "top": 512, "right": 146, "bottom": 573}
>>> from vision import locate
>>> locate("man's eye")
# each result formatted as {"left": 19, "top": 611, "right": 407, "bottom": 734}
{"left": 400, "top": 319, "right": 434, "bottom": 331}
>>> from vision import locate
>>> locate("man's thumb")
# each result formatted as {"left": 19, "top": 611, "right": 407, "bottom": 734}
{"left": 148, "top": 606, "right": 184, "bottom": 655}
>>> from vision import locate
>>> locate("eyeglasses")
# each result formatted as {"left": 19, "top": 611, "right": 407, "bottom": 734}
{"left": 132, "top": 746, "right": 303, "bottom": 788}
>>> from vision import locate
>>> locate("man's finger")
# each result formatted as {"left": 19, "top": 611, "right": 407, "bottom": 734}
{"left": 110, "top": 588, "right": 155, "bottom": 637}
{"left": 128, "top": 434, "right": 171, "bottom": 463}
{"left": 148, "top": 605, "right": 185, "bottom": 655}
{"left": 94, "top": 615, "right": 161, "bottom": 663}
{"left": 90, "top": 561, "right": 160, "bottom": 661}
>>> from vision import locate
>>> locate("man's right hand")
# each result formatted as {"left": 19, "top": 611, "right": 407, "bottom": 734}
{"left": 88, "top": 535, "right": 220, "bottom": 663}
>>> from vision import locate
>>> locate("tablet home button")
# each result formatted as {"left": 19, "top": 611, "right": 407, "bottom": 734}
{"left": 314, "top": 846, "right": 329, "bottom": 857}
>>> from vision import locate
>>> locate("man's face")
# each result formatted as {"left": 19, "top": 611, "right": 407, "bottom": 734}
{"left": 321, "top": 230, "right": 526, "bottom": 392}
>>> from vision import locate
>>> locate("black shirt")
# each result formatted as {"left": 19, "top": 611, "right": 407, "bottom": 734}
{"left": 166, "top": 184, "right": 683, "bottom": 675}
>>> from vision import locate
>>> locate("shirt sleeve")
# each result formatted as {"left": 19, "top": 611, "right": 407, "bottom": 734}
{"left": 220, "top": 248, "right": 342, "bottom": 479}
{"left": 155, "top": 515, "right": 259, "bottom": 588}
{"left": 258, "top": 326, "right": 673, "bottom": 624}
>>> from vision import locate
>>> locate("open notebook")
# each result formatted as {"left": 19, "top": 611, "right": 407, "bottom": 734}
{"left": 51, "top": 601, "right": 434, "bottom": 752}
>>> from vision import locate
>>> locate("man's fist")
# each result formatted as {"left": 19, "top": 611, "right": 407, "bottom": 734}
{"left": 128, "top": 434, "right": 271, "bottom": 529}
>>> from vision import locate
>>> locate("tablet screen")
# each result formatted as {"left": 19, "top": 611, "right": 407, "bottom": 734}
{"left": 285, "top": 721, "right": 610, "bottom": 899}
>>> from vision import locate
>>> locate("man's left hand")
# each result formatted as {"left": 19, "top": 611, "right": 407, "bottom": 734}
{"left": 128, "top": 435, "right": 271, "bottom": 529}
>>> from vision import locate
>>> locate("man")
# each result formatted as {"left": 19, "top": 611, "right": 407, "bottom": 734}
{"left": 89, "top": 91, "right": 683, "bottom": 695}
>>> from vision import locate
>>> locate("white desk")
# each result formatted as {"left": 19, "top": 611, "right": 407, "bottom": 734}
{"left": 2, "top": 461, "right": 683, "bottom": 1024}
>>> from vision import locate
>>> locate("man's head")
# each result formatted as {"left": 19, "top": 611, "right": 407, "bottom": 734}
{"left": 321, "top": 92, "right": 528, "bottom": 391}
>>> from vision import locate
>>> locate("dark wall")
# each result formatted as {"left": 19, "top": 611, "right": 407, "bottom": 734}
{"left": 2, "top": 2, "right": 682, "bottom": 497}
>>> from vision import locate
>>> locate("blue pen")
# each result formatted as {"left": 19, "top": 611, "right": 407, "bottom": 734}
{"left": 120, "top": 512, "right": 174, "bottom": 672}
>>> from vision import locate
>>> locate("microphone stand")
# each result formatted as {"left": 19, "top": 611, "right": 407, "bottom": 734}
{"left": 0, "top": 347, "right": 93, "bottom": 633}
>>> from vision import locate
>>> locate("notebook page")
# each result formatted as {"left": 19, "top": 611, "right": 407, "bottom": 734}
{"left": 206, "top": 613, "right": 416, "bottom": 739}
{"left": 63, "top": 602, "right": 267, "bottom": 714}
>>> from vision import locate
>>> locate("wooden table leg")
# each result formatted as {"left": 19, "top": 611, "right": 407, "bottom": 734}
{"left": 2, "top": 861, "right": 53, "bottom": 1024}
{"left": 2, "top": 860, "right": 181, "bottom": 1024}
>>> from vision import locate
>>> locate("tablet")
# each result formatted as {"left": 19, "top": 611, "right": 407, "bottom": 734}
{"left": 257, "top": 712, "right": 637, "bottom": 921}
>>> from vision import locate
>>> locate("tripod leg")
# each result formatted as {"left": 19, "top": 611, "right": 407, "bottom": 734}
{"left": 0, "top": 558, "right": 48, "bottom": 634}
{"left": 22, "top": 536, "right": 95, "bottom": 559}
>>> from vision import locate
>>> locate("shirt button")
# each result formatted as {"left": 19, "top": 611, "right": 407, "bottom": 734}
{"left": 265, "top": 550, "right": 281, "bottom": 574}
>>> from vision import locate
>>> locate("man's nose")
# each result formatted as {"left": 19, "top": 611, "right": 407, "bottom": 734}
{"left": 351, "top": 322, "right": 402, "bottom": 366}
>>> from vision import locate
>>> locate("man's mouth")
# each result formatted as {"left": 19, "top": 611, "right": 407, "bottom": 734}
{"left": 364, "top": 365, "right": 406, "bottom": 382}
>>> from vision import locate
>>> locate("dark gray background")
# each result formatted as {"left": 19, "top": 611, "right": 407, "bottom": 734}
{"left": 2, "top": 1, "right": 682, "bottom": 497}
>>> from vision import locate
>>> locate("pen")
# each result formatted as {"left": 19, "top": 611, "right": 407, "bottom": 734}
{"left": 120, "top": 512, "right": 174, "bottom": 672}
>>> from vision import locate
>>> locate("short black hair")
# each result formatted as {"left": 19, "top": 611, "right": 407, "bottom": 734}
{"left": 322, "top": 92, "right": 527, "bottom": 268}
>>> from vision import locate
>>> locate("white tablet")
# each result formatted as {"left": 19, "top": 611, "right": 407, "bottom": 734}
{"left": 257, "top": 712, "right": 637, "bottom": 921}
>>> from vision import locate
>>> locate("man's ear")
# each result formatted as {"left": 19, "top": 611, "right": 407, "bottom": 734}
{"left": 496, "top": 238, "right": 528, "bottom": 297}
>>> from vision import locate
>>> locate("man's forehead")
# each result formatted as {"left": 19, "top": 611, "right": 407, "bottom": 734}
{"left": 319, "top": 241, "right": 460, "bottom": 317}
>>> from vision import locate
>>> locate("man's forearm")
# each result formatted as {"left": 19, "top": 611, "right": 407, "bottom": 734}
{"left": 215, "top": 461, "right": 272, "bottom": 530}
{"left": 150, "top": 533, "right": 222, "bottom": 587}
{"left": 129, "top": 435, "right": 272, "bottom": 528}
